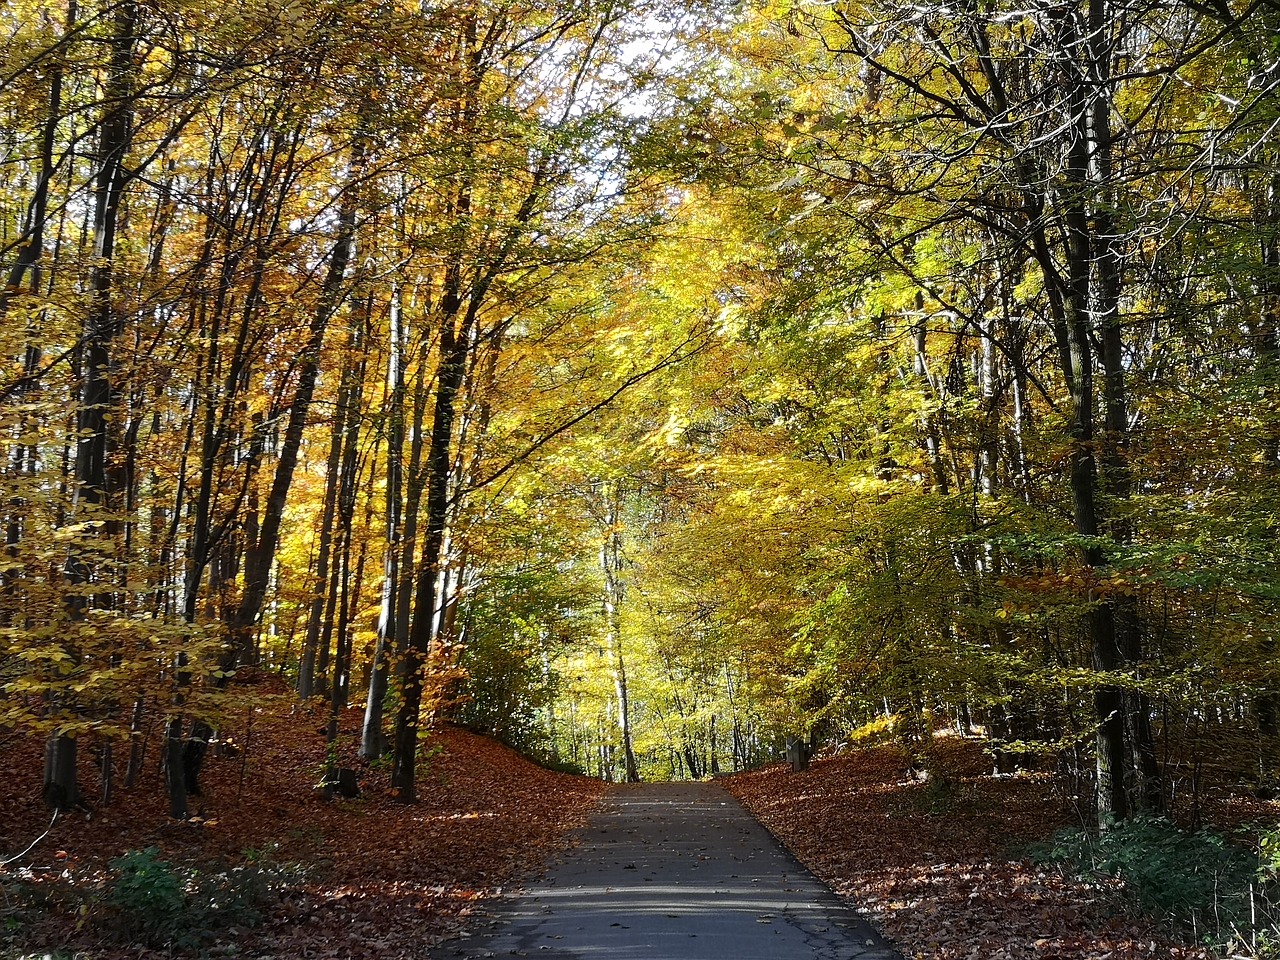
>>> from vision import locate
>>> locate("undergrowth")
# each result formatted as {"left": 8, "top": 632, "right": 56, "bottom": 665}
{"left": 105, "top": 846, "right": 300, "bottom": 949}
{"left": 1039, "top": 815, "right": 1280, "bottom": 957}
{"left": 2, "top": 846, "right": 300, "bottom": 954}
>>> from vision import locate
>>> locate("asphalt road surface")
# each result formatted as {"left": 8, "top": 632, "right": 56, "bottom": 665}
{"left": 446, "top": 781, "right": 902, "bottom": 960}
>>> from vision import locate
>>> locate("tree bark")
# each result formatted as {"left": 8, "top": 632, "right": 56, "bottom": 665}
{"left": 391, "top": 302, "right": 471, "bottom": 800}
{"left": 601, "top": 484, "right": 640, "bottom": 783}
{"left": 298, "top": 371, "right": 349, "bottom": 699}
{"left": 1061, "top": 0, "right": 1130, "bottom": 824}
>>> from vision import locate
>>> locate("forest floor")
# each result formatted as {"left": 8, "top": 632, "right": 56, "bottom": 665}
{"left": 3, "top": 691, "right": 1277, "bottom": 960}
{"left": 0, "top": 675, "right": 604, "bottom": 960}
{"left": 725, "top": 736, "right": 1277, "bottom": 960}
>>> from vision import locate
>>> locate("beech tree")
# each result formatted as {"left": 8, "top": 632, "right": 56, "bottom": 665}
{"left": 4, "top": 0, "right": 1279, "bottom": 830}
{"left": 568, "top": 0, "right": 1280, "bottom": 814}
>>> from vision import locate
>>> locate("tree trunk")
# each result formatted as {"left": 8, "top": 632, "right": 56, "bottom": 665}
{"left": 1, "top": 0, "right": 67, "bottom": 572}
{"left": 1252, "top": 169, "right": 1280, "bottom": 744}
{"left": 390, "top": 30, "right": 483, "bottom": 797}
{"left": 362, "top": 289, "right": 407, "bottom": 760}
{"left": 386, "top": 8, "right": 552, "bottom": 796}
{"left": 1088, "top": 0, "right": 1161, "bottom": 817}
{"left": 48, "top": 0, "right": 137, "bottom": 812}
{"left": 391, "top": 307, "right": 470, "bottom": 800}
{"left": 601, "top": 485, "right": 640, "bottom": 783}
{"left": 123, "top": 697, "right": 147, "bottom": 789}
{"left": 176, "top": 140, "right": 363, "bottom": 811}
{"left": 298, "top": 376, "right": 348, "bottom": 699}
{"left": 330, "top": 301, "right": 368, "bottom": 710}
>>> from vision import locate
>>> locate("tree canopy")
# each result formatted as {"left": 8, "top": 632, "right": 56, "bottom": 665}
{"left": 1, "top": 0, "right": 1279, "bottom": 828}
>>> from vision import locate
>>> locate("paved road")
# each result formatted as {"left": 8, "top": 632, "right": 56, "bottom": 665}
{"left": 445, "top": 781, "right": 901, "bottom": 960}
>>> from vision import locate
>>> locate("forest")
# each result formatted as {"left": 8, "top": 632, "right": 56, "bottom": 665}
{"left": 1, "top": 0, "right": 1278, "bottom": 840}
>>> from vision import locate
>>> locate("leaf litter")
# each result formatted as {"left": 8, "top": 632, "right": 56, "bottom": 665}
{"left": 723, "top": 736, "right": 1263, "bottom": 960}
{"left": 6, "top": 700, "right": 1275, "bottom": 960}
{"left": 0, "top": 681, "right": 603, "bottom": 959}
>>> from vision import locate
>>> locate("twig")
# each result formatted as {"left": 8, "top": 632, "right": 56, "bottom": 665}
{"left": 238, "top": 712, "right": 254, "bottom": 801}
{"left": 1, "top": 808, "right": 59, "bottom": 867}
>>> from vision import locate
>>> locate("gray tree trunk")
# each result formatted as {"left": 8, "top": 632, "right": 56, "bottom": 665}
{"left": 601, "top": 485, "right": 639, "bottom": 783}
{"left": 362, "top": 288, "right": 407, "bottom": 760}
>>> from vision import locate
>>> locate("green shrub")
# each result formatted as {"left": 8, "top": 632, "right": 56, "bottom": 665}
{"left": 106, "top": 847, "right": 296, "bottom": 949}
{"left": 524, "top": 747, "right": 587, "bottom": 776}
{"left": 917, "top": 774, "right": 961, "bottom": 814}
{"left": 1040, "top": 816, "right": 1279, "bottom": 948}
{"left": 108, "top": 847, "right": 187, "bottom": 942}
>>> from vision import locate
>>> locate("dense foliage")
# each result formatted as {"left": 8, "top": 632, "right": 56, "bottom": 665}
{"left": 1, "top": 0, "right": 1278, "bottom": 832}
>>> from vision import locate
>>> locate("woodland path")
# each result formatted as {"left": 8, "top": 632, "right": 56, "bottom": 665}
{"left": 444, "top": 781, "right": 901, "bottom": 960}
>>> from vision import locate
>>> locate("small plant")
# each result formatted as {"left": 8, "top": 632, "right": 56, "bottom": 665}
{"left": 1259, "top": 828, "right": 1280, "bottom": 878}
{"left": 918, "top": 773, "right": 959, "bottom": 814}
{"left": 241, "top": 843, "right": 280, "bottom": 864}
{"left": 535, "top": 752, "right": 588, "bottom": 776}
{"left": 104, "top": 847, "right": 298, "bottom": 949}
{"left": 1039, "top": 815, "right": 1280, "bottom": 951}
{"left": 108, "top": 847, "right": 186, "bottom": 944}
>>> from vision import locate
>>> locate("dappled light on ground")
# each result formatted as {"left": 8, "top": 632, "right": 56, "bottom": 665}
{"left": 0, "top": 689, "right": 603, "bottom": 959}
{"left": 725, "top": 737, "right": 1271, "bottom": 960}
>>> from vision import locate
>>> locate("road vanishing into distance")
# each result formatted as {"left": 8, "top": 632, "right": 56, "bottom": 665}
{"left": 447, "top": 781, "right": 901, "bottom": 960}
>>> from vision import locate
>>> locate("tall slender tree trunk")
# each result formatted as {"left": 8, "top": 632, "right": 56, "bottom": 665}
{"left": 330, "top": 300, "right": 368, "bottom": 710}
{"left": 1087, "top": 0, "right": 1161, "bottom": 817}
{"left": 173, "top": 140, "right": 363, "bottom": 814}
{"left": 48, "top": 0, "right": 136, "bottom": 812}
{"left": 226, "top": 137, "right": 361, "bottom": 656}
{"left": 601, "top": 484, "right": 639, "bottom": 783}
{"left": 386, "top": 9, "right": 551, "bottom": 797}
{"left": 3, "top": 5, "right": 65, "bottom": 590}
{"left": 298, "top": 384, "right": 347, "bottom": 699}
{"left": 390, "top": 21, "right": 484, "bottom": 798}
{"left": 391, "top": 300, "right": 471, "bottom": 800}
{"left": 1250, "top": 163, "right": 1280, "bottom": 745}
{"left": 0, "top": 4, "right": 68, "bottom": 581}
{"left": 362, "top": 289, "right": 406, "bottom": 760}
{"left": 392, "top": 328, "right": 432, "bottom": 660}
{"left": 1060, "top": 4, "right": 1128, "bottom": 825}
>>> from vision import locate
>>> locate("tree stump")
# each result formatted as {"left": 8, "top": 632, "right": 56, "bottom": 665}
{"left": 785, "top": 736, "right": 811, "bottom": 772}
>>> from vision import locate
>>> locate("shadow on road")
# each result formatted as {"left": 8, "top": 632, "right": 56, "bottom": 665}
{"left": 446, "top": 781, "right": 901, "bottom": 960}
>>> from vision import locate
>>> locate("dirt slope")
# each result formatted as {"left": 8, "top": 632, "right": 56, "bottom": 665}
{"left": 725, "top": 738, "right": 1245, "bottom": 960}
{"left": 0, "top": 685, "right": 604, "bottom": 959}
